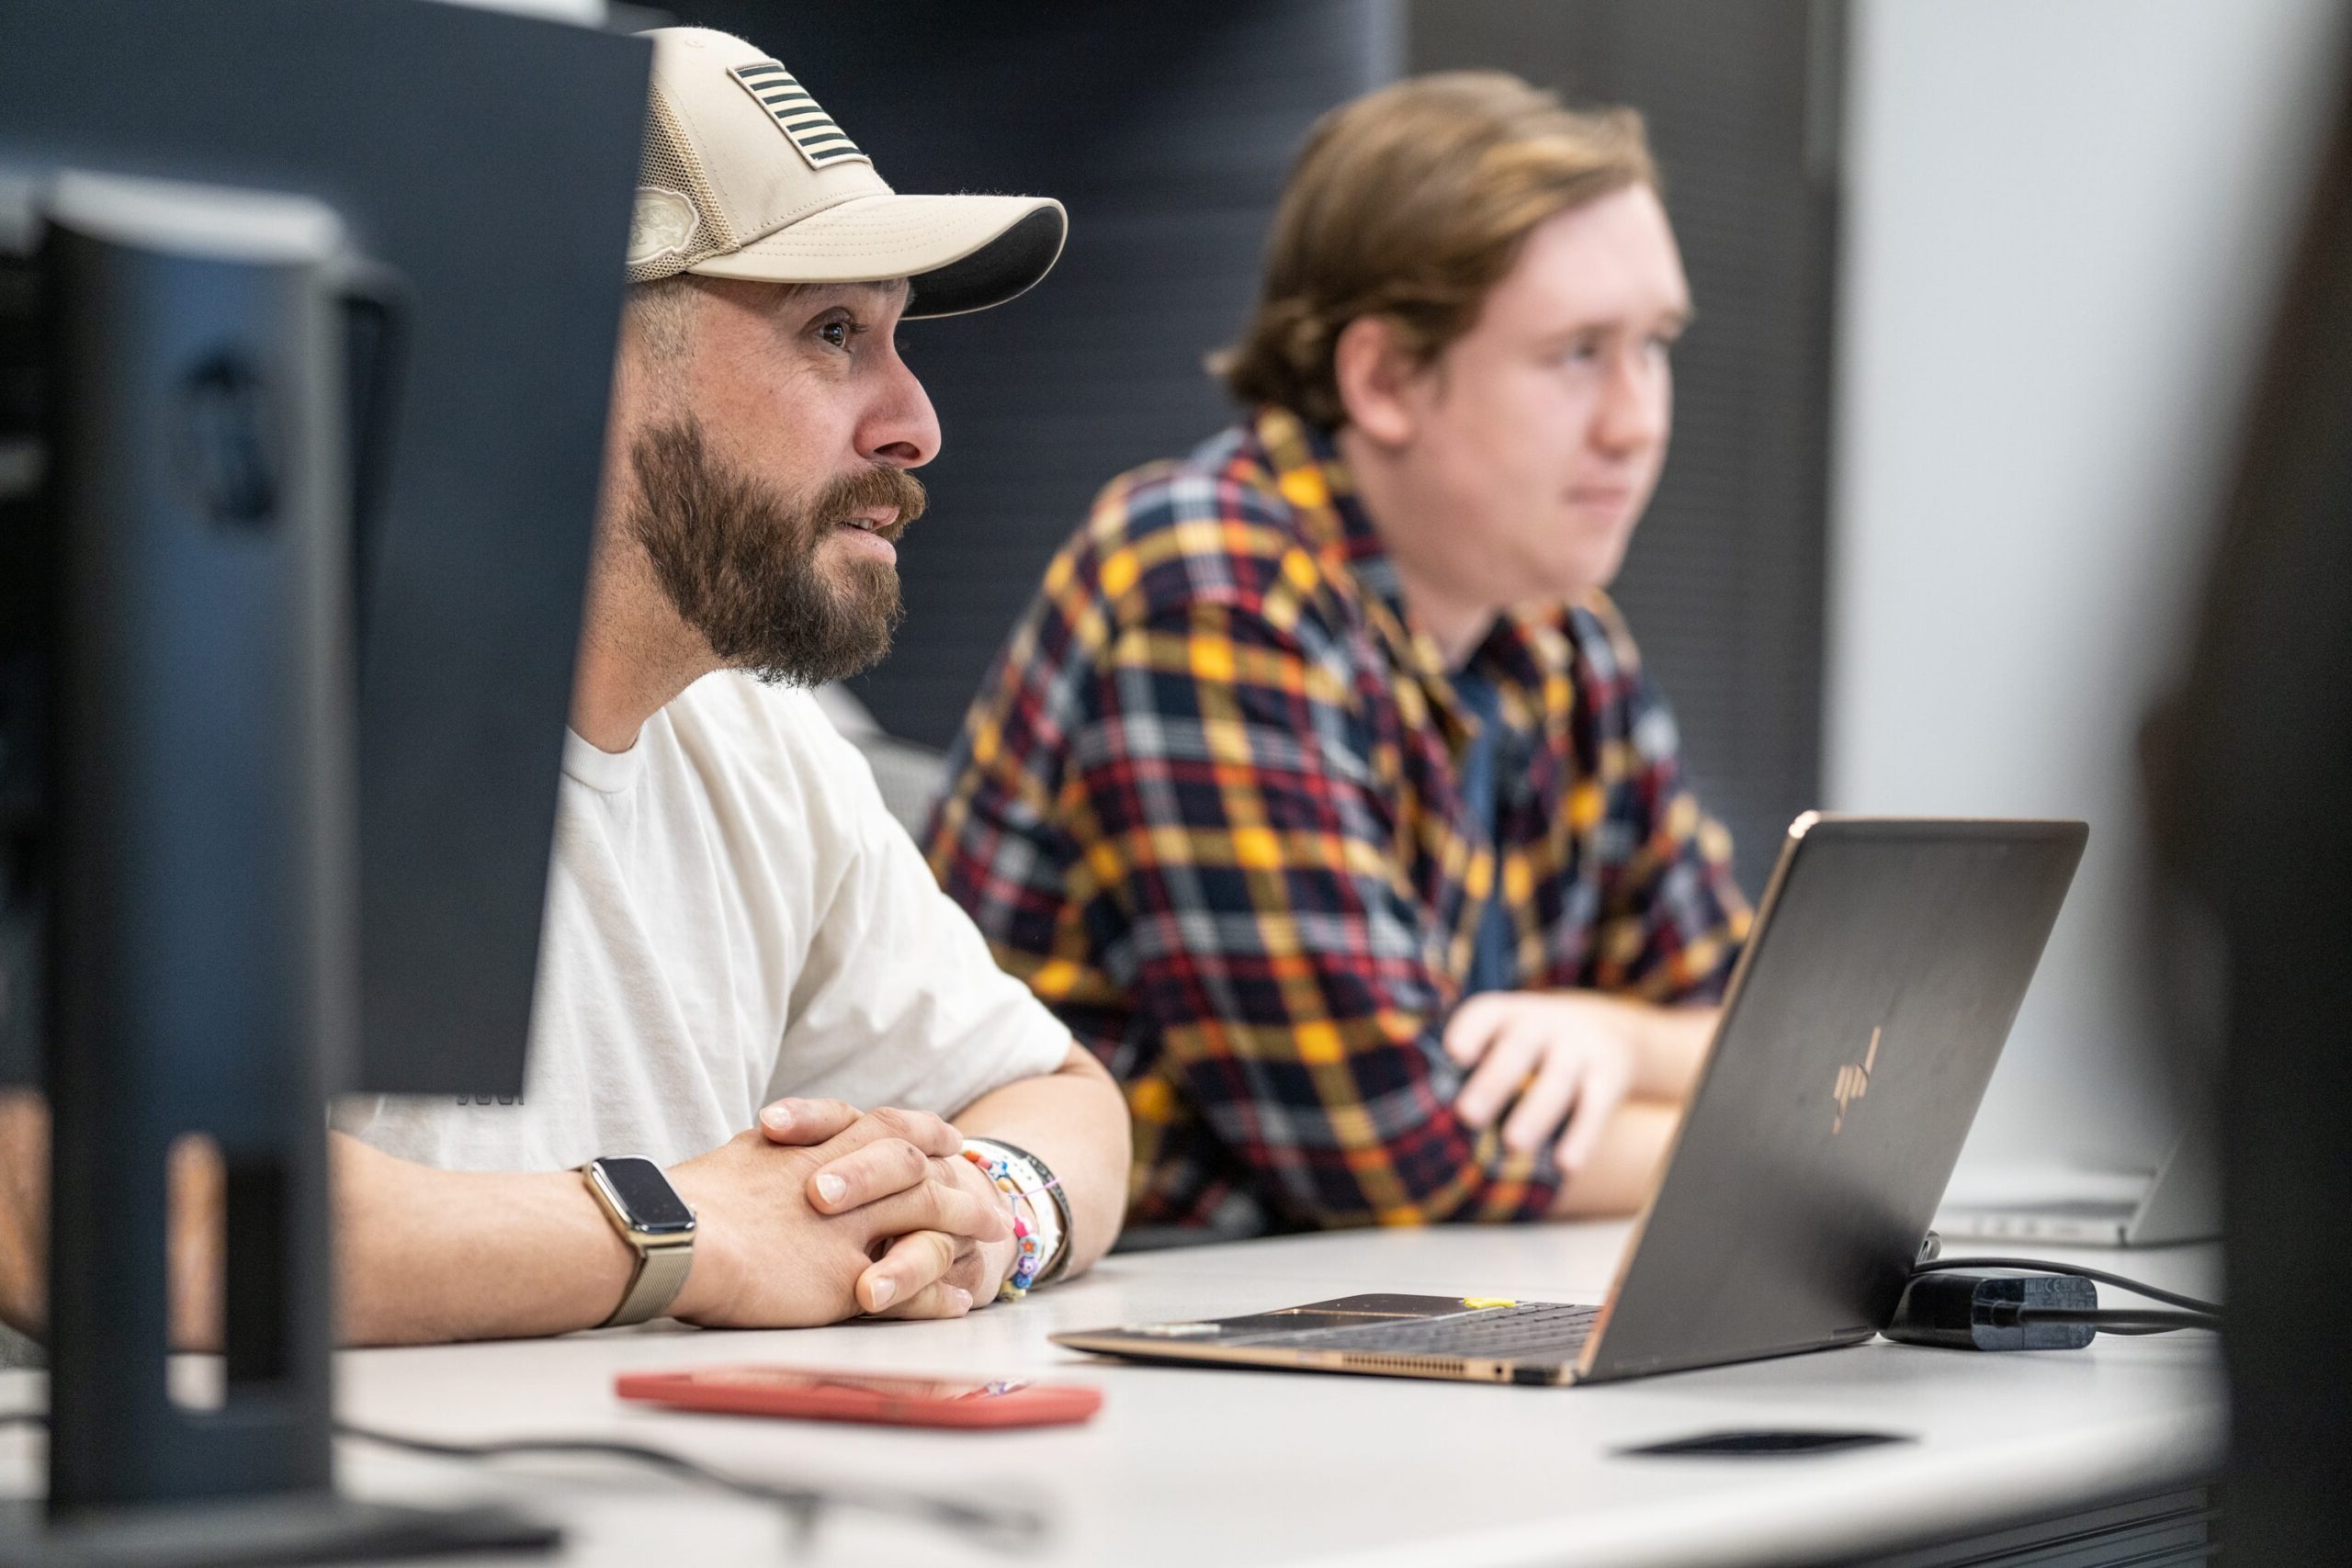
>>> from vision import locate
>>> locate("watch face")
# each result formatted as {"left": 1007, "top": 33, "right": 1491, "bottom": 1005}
{"left": 594, "top": 1156, "right": 695, "bottom": 1235}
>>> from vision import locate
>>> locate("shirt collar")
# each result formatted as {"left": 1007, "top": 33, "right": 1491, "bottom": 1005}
{"left": 1246, "top": 405, "right": 1566, "bottom": 733}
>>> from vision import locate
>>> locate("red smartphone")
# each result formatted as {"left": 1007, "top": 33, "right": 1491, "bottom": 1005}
{"left": 614, "top": 1366, "right": 1103, "bottom": 1429}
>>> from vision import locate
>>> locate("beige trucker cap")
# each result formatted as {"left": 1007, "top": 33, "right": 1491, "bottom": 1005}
{"left": 625, "top": 28, "right": 1067, "bottom": 319}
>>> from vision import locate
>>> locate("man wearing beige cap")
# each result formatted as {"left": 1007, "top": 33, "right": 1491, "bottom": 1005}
{"left": 0, "top": 28, "right": 1127, "bottom": 1348}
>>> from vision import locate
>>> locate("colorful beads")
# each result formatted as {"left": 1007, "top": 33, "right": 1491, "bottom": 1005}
{"left": 960, "top": 1145, "right": 1054, "bottom": 1301}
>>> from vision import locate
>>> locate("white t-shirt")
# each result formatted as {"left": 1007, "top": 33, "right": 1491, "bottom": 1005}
{"left": 332, "top": 671, "right": 1072, "bottom": 1172}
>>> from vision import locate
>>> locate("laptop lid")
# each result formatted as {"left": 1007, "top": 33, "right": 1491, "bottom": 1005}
{"left": 2126, "top": 1127, "right": 2221, "bottom": 1246}
{"left": 1577, "top": 814, "right": 2086, "bottom": 1382}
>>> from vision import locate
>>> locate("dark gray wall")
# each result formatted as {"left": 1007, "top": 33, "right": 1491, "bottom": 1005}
{"left": 1412, "top": 0, "right": 1842, "bottom": 895}
{"left": 652, "top": 1, "right": 1838, "bottom": 897}
{"left": 653, "top": 0, "right": 1399, "bottom": 748}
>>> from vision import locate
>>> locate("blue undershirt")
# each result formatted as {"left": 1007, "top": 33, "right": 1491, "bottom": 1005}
{"left": 1451, "top": 666, "right": 1520, "bottom": 998}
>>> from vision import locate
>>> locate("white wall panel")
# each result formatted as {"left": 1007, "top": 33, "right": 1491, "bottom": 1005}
{"left": 1828, "top": 0, "right": 2345, "bottom": 1173}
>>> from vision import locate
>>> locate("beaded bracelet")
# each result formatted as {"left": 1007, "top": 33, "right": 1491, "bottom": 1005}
{"left": 959, "top": 1141, "right": 1066, "bottom": 1301}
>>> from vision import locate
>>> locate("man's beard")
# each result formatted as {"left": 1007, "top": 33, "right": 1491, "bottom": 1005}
{"left": 626, "top": 416, "right": 927, "bottom": 687}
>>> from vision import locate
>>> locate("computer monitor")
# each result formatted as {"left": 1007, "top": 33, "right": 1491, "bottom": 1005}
{"left": 0, "top": 0, "right": 645, "bottom": 1099}
{"left": 2162, "top": 41, "right": 2352, "bottom": 1567}
{"left": 0, "top": 0, "right": 648, "bottom": 1555}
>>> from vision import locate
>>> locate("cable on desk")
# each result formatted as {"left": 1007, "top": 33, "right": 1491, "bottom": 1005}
{"left": 1913, "top": 1256, "right": 2222, "bottom": 1318}
{"left": 1998, "top": 1307, "right": 2221, "bottom": 1335}
{"left": 0, "top": 1410, "right": 1045, "bottom": 1553}
{"left": 334, "top": 1422, "right": 1046, "bottom": 1553}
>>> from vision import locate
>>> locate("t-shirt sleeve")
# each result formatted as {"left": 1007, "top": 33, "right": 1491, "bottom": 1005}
{"left": 773, "top": 716, "right": 1076, "bottom": 1118}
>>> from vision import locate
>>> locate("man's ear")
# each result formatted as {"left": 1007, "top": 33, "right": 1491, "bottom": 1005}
{"left": 1332, "top": 314, "right": 1421, "bottom": 446}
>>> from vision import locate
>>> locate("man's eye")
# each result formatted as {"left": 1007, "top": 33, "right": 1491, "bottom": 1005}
{"left": 818, "top": 321, "right": 850, "bottom": 349}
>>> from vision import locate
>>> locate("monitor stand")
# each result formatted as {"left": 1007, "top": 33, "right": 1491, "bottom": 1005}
{"left": 0, "top": 1496, "right": 556, "bottom": 1568}
{"left": 0, "top": 173, "right": 555, "bottom": 1565}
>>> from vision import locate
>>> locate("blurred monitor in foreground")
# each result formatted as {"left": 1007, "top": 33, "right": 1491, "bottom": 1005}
{"left": 0, "top": 0, "right": 645, "bottom": 1548}
{"left": 2159, "top": 41, "right": 2352, "bottom": 1568}
{"left": 0, "top": 0, "right": 644, "bottom": 1097}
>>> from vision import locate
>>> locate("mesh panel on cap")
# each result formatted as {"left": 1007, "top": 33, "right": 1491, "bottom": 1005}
{"left": 627, "top": 86, "right": 738, "bottom": 284}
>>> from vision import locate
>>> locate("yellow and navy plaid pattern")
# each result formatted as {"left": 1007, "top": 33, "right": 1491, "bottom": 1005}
{"left": 925, "top": 408, "right": 1751, "bottom": 1236}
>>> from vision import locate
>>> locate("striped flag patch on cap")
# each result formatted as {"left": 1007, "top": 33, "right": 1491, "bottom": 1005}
{"left": 729, "top": 61, "right": 870, "bottom": 170}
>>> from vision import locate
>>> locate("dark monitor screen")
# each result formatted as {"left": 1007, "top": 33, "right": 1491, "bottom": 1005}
{"left": 0, "top": 0, "right": 649, "bottom": 1095}
{"left": 2165, "top": 46, "right": 2352, "bottom": 1563}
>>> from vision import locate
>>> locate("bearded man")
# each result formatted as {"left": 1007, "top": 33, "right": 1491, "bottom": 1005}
{"left": 0, "top": 27, "right": 1128, "bottom": 1347}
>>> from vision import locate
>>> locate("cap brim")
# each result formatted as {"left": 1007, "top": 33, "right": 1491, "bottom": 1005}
{"left": 686, "top": 192, "right": 1067, "bottom": 319}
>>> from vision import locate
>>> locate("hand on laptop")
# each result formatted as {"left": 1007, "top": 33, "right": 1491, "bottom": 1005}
{"left": 662, "top": 1103, "right": 1012, "bottom": 1329}
{"left": 1443, "top": 992, "right": 1641, "bottom": 1175}
{"left": 754, "top": 1099, "right": 1017, "bottom": 1318}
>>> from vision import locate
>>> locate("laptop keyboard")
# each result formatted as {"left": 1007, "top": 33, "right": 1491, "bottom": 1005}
{"left": 1267, "top": 1302, "right": 1600, "bottom": 1359}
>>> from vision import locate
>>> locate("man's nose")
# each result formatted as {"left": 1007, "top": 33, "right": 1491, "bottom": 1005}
{"left": 861, "top": 350, "right": 942, "bottom": 469}
{"left": 1591, "top": 345, "right": 1669, "bottom": 457}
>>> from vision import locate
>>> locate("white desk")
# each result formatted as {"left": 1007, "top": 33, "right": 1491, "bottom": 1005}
{"left": 0, "top": 1224, "right": 2222, "bottom": 1567}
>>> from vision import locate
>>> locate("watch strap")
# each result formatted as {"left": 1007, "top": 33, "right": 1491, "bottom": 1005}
{"left": 1027, "top": 1145, "right": 1077, "bottom": 1286}
{"left": 600, "top": 1234, "right": 694, "bottom": 1328}
{"left": 582, "top": 1158, "right": 696, "bottom": 1327}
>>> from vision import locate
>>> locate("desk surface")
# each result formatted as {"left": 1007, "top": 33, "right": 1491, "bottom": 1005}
{"left": 0, "top": 1223, "right": 2222, "bottom": 1568}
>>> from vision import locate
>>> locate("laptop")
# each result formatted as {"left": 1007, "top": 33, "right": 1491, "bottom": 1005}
{"left": 1934, "top": 1128, "right": 2219, "bottom": 1247}
{"left": 1053, "top": 814, "right": 2087, "bottom": 1387}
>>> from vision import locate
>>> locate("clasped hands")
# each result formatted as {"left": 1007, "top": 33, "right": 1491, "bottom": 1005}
{"left": 663, "top": 1099, "right": 1020, "bottom": 1329}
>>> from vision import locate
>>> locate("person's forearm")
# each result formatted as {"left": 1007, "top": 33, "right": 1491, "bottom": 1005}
{"left": 950, "top": 1044, "right": 1130, "bottom": 1280}
{"left": 0, "top": 1105, "right": 635, "bottom": 1347}
{"left": 334, "top": 1133, "right": 633, "bottom": 1345}
{"left": 1618, "top": 1000, "right": 1719, "bottom": 1102}
{"left": 0, "top": 1092, "right": 47, "bottom": 1336}
{"left": 1546, "top": 1100, "right": 1680, "bottom": 1219}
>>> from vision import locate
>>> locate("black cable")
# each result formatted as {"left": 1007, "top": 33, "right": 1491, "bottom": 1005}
{"left": 1915, "top": 1255, "right": 2222, "bottom": 1316}
{"left": 2004, "top": 1307, "right": 2221, "bottom": 1334}
{"left": 334, "top": 1422, "right": 1046, "bottom": 1553}
{"left": 0, "top": 1410, "right": 1045, "bottom": 1553}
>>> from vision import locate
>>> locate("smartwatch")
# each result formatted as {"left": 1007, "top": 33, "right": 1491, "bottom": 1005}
{"left": 581, "top": 1156, "right": 697, "bottom": 1328}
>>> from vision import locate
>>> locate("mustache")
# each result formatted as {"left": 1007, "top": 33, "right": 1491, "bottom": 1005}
{"left": 812, "top": 462, "right": 927, "bottom": 543}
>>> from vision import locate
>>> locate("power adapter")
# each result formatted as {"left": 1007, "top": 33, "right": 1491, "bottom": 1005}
{"left": 1884, "top": 1269, "right": 2098, "bottom": 1350}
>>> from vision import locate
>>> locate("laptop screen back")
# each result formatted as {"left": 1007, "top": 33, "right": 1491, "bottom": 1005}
{"left": 1581, "top": 816, "right": 2086, "bottom": 1382}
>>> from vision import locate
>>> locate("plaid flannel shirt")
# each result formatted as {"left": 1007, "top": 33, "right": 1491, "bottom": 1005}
{"left": 924, "top": 407, "right": 1752, "bottom": 1235}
